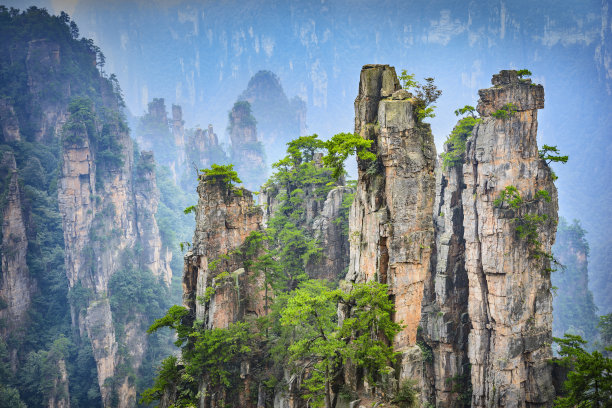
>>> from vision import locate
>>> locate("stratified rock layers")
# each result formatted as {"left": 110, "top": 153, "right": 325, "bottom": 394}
{"left": 462, "top": 71, "right": 556, "bottom": 407}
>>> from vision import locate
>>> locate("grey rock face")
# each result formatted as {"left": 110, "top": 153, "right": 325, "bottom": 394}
{"left": 420, "top": 162, "right": 470, "bottom": 407}
{"left": 0, "top": 152, "right": 36, "bottom": 336}
{"left": 0, "top": 99, "right": 20, "bottom": 142}
{"left": 183, "top": 176, "right": 264, "bottom": 328}
{"left": 345, "top": 64, "right": 437, "bottom": 387}
{"left": 462, "top": 70, "right": 556, "bottom": 407}
{"left": 58, "top": 102, "right": 170, "bottom": 408}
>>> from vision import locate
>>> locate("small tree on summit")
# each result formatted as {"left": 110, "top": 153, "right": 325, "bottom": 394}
{"left": 398, "top": 70, "right": 442, "bottom": 121}
{"left": 200, "top": 163, "right": 242, "bottom": 188}
{"left": 516, "top": 69, "right": 532, "bottom": 78}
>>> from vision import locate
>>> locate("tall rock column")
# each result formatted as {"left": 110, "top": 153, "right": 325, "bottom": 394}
{"left": 228, "top": 101, "right": 266, "bottom": 190}
{"left": 0, "top": 152, "right": 36, "bottom": 336}
{"left": 463, "top": 70, "right": 557, "bottom": 407}
{"left": 345, "top": 64, "right": 436, "bottom": 382}
{"left": 58, "top": 101, "right": 171, "bottom": 408}
{"left": 182, "top": 174, "right": 265, "bottom": 408}
{"left": 134, "top": 151, "right": 172, "bottom": 285}
{"left": 183, "top": 175, "right": 264, "bottom": 328}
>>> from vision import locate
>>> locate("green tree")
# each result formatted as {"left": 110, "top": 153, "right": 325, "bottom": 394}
{"left": 280, "top": 280, "right": 344, "bottom": 408}
{"left": 200, "top": 163, "right": 242, "bottom": 190}
{"left": 339, "top": 281, "right": 402, "bottom": 385}
{"left": 398, "top": 71, "right": 442, "bottom": 121}
{"left": 553, "top": 334, "right": 612, "bottom": 407}
{"left": 323, "top": 132, "right": 375, "bottom": 180}
{"left": 441, "top": 111, "right": 481, "bottom": 169}
{"left": 286, "top": 134, "right": 326, "bottom": 165}
{"left": 453, "top": 105, "right": 477, "bottom": 118}
{"left": 599, "top": 314, "right": 612, "bottom": 347}
{"left": 280, "top": 280, "right": 401, "bottom": 408}
{"left": 516, "top": 69, "right": 532, "bottom": 78}
{"left": 539, "top": 145, "right": 569, "bottom": 165}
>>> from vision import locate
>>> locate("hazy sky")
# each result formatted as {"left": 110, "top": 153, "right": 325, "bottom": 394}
{"left": 5, "top": 0, "right": 612, "bottom": 312}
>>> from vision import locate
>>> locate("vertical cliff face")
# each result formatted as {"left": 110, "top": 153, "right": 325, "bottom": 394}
{"left": 26, "top": 38, "right": 75, "bottom": 142}
{"left": 58, "top": 99, "right": 171, "bottom": 407}
{"left": 229, "top": 101, "right": 267, "bottom": 190}
{"left": 462, "top": 71, "right": 556, "bottom": 407}
{"left": 135, "top": 151, "right": 172, "bottom": 286}
{"left": 0, "top": 100, "right": 21, "bottom": 142}
{"left": 183, "top": 175, "right": 264, "bottom": 328}
{"left": 421, "top": 161, "right": 470, "bottom": 407}
{"left": 343, "top": 67, "right": 557, "bottom": 407}
{"left": 345, "top": 65, "right": 437, "bottom": 377}
{"left": 0, "top": 152, "right": 36, "bottom": 336}
{"left": 189, "top": 125, "right": 221, "bottom": 167}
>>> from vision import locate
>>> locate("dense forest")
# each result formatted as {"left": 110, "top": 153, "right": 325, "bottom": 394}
{"left": 0, "top": 6, "right": 610, "bottom": 408}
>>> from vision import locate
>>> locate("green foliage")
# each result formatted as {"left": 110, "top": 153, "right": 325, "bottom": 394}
{"left": 399, "top": 71, "right": 442, "bottom": 122}
{"left": 491, "top": 103, "right": 518, "bottom": 119}
{"left": 599, "top": 314, "right": 612, "bottom": 348}
{"left": 147, "top": 305, "right": 190, "bottom": 346}
{"left": 267, "top": 219, "right": 320, "bottom": 291}
{"left": 535, "top": 189, "right": 552, "bottom": 202}
{"left": 142, "top": 320, "right": 254, "bottom": 407}
{"left": 139, "top": 355, "right": 180, "bottom": 405}
{"left": 186, "top": 322, "right": 253, "bottom": 388}
{"left": 539, "top": 144, "right": 569, "bottom": 165}
{"left": 494, "top": 185, "right": 523, "bottom": 209}
{"left": 228, "top": 100, "right": 257, "bottom": 134}
{"left": 108, "top": 249, "right": 168, "bottom": 325}
{"left": 287, "top": 134, "right": 326, "bottom": 165}
{"left": 62, "top": 97, "right": 96, "bottom": 144}
{"left": 441, "top": 115, "right": 480, "bottom": 169}
{"left": 516, "top": 69, "right": 532, "bottom": 78}
{"left": 392, "top": 380, "right": 418, "bottom": 408}
{"left": 322, "top": 132, "right": 375, "bottom": 180}
{"left": 398, "top": 70, "right": 418, "bottom": 90}
{"left": 418, "top": 341, "right": 433, "bottom": 362}
{"left": 280, "top": 280, "right": 400, "bottom": 407}
{"left": 67, "top": 281, "right": 93, "bottom": 316}
{"left": 454, "top": 105, "right": 477, "bottom": 117}
{"left": 0, "top": 339, "right": 26, "bottom": 408}
{"left": 183, "top": 205, "right": 196, "bottom": 215}
{"left": 553, "top": 334, "right": 612, "bottom": 407}
{"left": 200, "top": 163, "right": 242, "bottom": 190}
{"left": 493, "top": 185, "right": 558, "bottom": 263}
{"left": 339, "top": 281, "right": 402, "bottom": 384}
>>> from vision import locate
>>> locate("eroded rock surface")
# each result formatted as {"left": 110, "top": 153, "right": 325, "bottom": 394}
{"left": 463, "top": 70, "right": 556, "bottom": 407}
{"left": 58, "top": 107, "right": 171, "bottom": 408}
{"left": 421, "top": 161, "right": 470, "bottom": 407}
{"left": 183, "top": 175, "right": 265, "bottom": 328}
{"left": 344, "top": 64, "right": 437, "bottom": 384}
{"left": 0, "top": 152, "right": 36, "bottom": 336}
{"left": 229, "top": 101, "right": 267, "bottom": 190}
